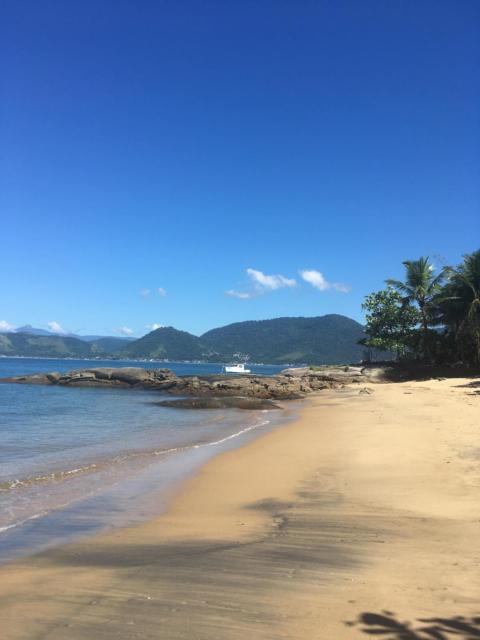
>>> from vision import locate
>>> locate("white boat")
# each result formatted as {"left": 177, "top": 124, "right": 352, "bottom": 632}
{"left": 223, "top": 363, "right": 251, "bottom": 374}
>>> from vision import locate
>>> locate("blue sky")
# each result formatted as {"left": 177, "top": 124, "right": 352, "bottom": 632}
{"left": 1, "top": 0, "right": 478, "bottom": 337}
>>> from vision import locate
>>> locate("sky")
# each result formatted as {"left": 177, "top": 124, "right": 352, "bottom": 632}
{"left": 1, "top": 0, "right": 479, "bottom": 337}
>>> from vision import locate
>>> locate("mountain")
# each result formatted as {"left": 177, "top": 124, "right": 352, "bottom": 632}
{"left": 88, "top": 337, "right": 137, "bottom": 352}
{"left": 72, "top": 335, "right": 135, "bottom": 343}
{"left": 1, "top": 315, "right": 366, "bottom": 364}
{"left": 15, "top": 325, "right": 54, "bottom": 336}
{"left": 118, "top": 315, "right": 365, "bottom": 364}
{"left": 11, "top": 326, "right": 134, "bottom": 343}
{"left": 0, "top": 333, "right": 139, "bottom": 359}
{"left": 118, "top": 327, "right": 211, "bottom": 360}
{"left": 200, "top": 315, "right": 365, "bottom": 364}
{"left": 0, "top": 333, "right": 97, "bottom": 358}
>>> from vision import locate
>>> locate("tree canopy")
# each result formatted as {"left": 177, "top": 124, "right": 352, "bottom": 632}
{"left": 363, "top": 250, "right": 480, "bottom": 367}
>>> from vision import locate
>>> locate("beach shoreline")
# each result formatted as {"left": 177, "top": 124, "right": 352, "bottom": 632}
{"left": 0, "top": 401, "right": 297, "bottom": 564}
{"left": 0, "top": 377, "right": 479, "bottom": 639}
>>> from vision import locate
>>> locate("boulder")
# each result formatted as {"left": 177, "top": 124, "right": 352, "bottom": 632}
{"left": 153, "top": 396, "right": 281, "bottom": 410}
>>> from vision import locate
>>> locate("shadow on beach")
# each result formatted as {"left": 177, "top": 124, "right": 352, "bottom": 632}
{"left": 347, "top": 611, "right": 480, "bottom": 639}
{"left": 0, "top": 479, "right": 376, "bottom": 639}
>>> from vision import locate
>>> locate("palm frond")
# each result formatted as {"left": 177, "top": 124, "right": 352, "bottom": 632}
{"left": 386, "top": 279, "right": 413, "bottom": 297}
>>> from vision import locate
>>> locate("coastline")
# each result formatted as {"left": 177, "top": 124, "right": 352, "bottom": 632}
{"left": 0, "top": 403, "right": 295, "bottom": 562}
{"left": 0, "top": 378, "right": 479, "bottom": 639}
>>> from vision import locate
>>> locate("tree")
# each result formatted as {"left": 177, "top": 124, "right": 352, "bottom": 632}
{"left": 440, "top": 250, "right": 480, "bottom": 366}
{"left": 361, "top": 288, "right": 420, "bottom": 359}
{"left": 386, "top": 257, "right": 446, "bottom": 361}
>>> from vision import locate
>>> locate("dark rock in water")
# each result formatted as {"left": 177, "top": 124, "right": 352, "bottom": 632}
{"left": 153, "top": 396, "right": 281, "bottom": 410}
{"left": 280, "top": 365, "right": 365, "bottom": 384}
{"left": 1, "top": 367, "right": 181, "bottom": 390}
{"left": 0, "top": 364, "right": 379, "bottom": 399}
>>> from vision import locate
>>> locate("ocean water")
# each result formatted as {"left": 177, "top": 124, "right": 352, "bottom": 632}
{"left": 0, "top": 358, "right": 288, "bottom": 562}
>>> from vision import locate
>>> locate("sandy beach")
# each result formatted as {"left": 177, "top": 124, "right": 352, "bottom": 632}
{"left": 0, "top": 377, "right": 479, "bottom": 639}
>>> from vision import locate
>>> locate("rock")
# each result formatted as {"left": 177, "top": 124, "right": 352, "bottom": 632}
{"left": 280, "top": 366, "right": 365, "bottom": 384}
{"left": 0, "top": 367, "right": 180, "bottom": 390}
{"left": 280, "top": 367, "right": 311, "bottom": 377}
{"left": 153, "top": 396, "right": 281, "bottom": 410}
{"left": 58, "top": 371, "right": 98, "bottom": 385}
{"left": 0, "top": 365, "right": 374, "bottom": 400}
{"left": 83, "top": 367, "right": 177, "bottom": 387}
{"left": 2, "top": 373, "right": 51, "bottom": 385}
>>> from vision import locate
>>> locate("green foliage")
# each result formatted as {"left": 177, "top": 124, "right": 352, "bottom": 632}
{"left": 365, "top": 250, "right": 480, "bottom": 367}
{"left": 119, "top": 326, "right": 209, "bottom": 360}
{"left": 116, "top": 316, "right": 367, "bottom": 364}
{"left": 201, "top": 315, "right": 366, "bottom": 364}
{"left": 386, "top": 256, "right": 446, "bottom": 361}
{"left": 0, "top": 316, "right": 366, "bottom": 364}
{"left": 386, "top": 257, "right": 446, "bottom": 307}
{"left": 0, "top": 333, "right": 96, "bottom": 358}
{"left": 0, "top": 333, "right": 141, "bottom": 359}
{"left": 361, "top": 289, "right": 419, "bottom": 358}
{"left": 437, "top": 249, "right": 480, "bottom": 366}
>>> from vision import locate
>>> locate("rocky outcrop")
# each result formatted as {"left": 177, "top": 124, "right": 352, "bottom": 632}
{"left": 153, "top": 397, "right": 281, "bottom": 410}
{"left": 3, "top": 367, "right": 179, "bottom": 390}
{"left": 280, "top": 365, "right": 366, "bottom": 384}
{"left": 0, "top": 365, "right": 381, "bottom": 400}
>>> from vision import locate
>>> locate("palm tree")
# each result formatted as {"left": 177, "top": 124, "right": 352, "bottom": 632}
{"left": 443, "top": 250, "right": 480, "bottom": 366}
{"left": 386, "top": 257, "right": 446, "bottom": 361}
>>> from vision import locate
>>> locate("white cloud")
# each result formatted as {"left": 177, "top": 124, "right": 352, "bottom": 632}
{"left": 300, "top": 269, "right": 351, "bottom": 293}
{"left": 158, "top": 287, "right": 167, "bottom": 297}
{"left": 139, "top": 288, "right": 151, "bottom": 298}
{"left": 48, "top": 321, "right": 67, "bottom": 335}
{"left": 226, "top": 268, "right": 297, "bottom": 300}
{"left": 246, "top": 268, "right": 297, "bottom": 291}
{"left": 299, "top": 269, "right": 329, "bottom": 291}
{"left": 146, "top": 323, "right": 164, "bottom": 331}
{"left": 225, "top": 289, "right": 255, "bottom": 300}
{"left": 0, "top": 320, "right": 16, "bottom": 332}
{"left": 114, "top": 326, "right": 134, "bottom": 336}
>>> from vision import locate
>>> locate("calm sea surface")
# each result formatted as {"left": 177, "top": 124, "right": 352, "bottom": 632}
{"left": 0, "top": 358, "right": 288, "bottom": 562}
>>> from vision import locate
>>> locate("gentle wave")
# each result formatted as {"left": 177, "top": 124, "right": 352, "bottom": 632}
{"left": 0, "top": 511, "right": 46, "bottom": 534}
{"left": 1, "top": 418, "right": 271, "bottom": 494}
{"left": 193, "top": 418, "right": 269, "bottom": 447}
{"left": 0, "top": 416, "right": 270, "bottom": 534}
{"left": 0, "top": 465, "right": 99, "bottom": 492}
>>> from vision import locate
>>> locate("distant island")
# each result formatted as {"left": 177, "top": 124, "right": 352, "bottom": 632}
{"left": 0, "top": 314, "right": 366, "bottom": 365}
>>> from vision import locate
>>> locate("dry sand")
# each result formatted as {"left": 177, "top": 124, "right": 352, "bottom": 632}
{"left": 0, "top": 378, "right": 479, "bottom": 639}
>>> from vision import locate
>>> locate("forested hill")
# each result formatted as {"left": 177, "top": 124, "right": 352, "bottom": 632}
{"left": 1, "top": 315, "right": 366, "bottom": 365}
{"left": 0, "top": 333, "right": 133, "bottom": 359}
{"left": 117, "top": 315, "right": 365, "bottom": 364}
{"left": 0, "top": 333, "right": 97, "bottom": 358}
{"left": 200, "top": 315, "right": 365, "bottom": 364}
{"left": 118, "top": 327, "right": 210, "bottom": 361}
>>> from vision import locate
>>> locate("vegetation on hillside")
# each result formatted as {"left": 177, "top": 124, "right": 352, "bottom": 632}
{"left": 201, "top": 315, "right": 365, "bottom": 364}
{"left": 362, "top": 250, "right": 480, "bottom": 367}
{"left": 0, "top": 333, "right": 96, "bottom": 358}
{"left": 0, "top": 316, "right": 367, "bottom": 365}
{"left": 119, "top": 316, "right": 366, "bottom": 364}
{"left": 0, "top": 333, "right": 136, "bottom": 359}
{"left": 118, "top": 326, "right": 211, "bottom": 361}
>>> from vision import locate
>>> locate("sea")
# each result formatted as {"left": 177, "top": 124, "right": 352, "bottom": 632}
{"left": 0, "top": 357, "right": 291, "bottom": 563}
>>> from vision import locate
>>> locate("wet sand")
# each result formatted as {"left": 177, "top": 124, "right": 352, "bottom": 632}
{"left": 0, "top": 378, "right": 479, "bottom": 639}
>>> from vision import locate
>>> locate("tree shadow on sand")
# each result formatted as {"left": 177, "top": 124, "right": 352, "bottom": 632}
{"left": 455, "top": 380, "right": 480, "bottom": 389}
{"left": 346, "top": 611, "right": 480, "bottom": 639}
